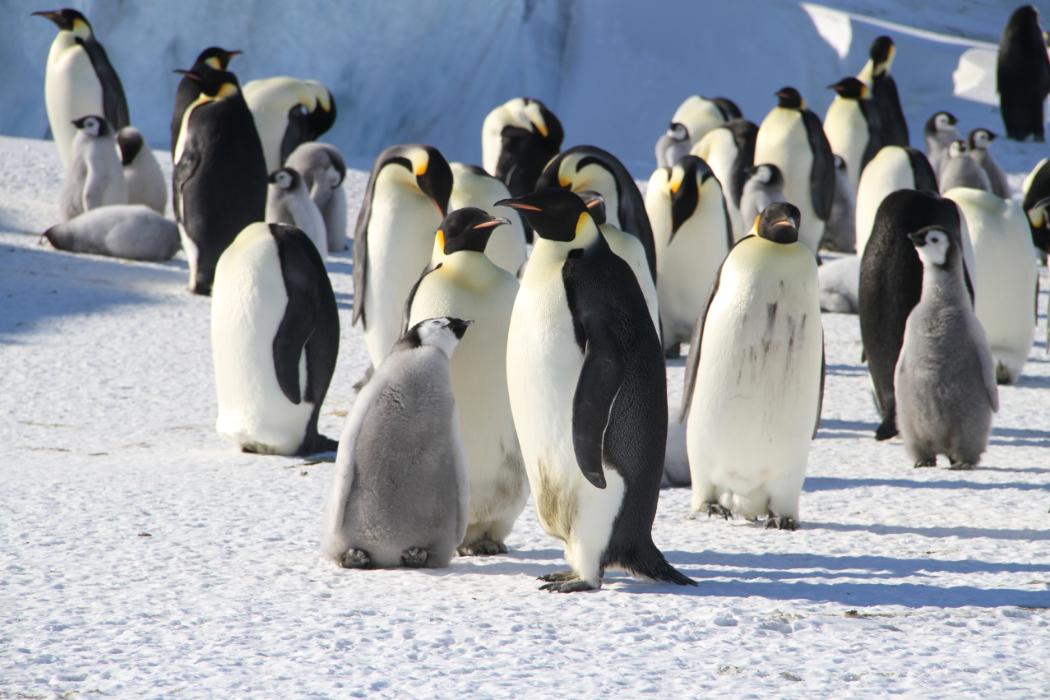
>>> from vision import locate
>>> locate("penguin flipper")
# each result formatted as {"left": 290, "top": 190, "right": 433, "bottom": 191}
{"left": 401, "top": 263, "right": 441, "bottom": 337}
{"left": 802, "top": 110, "right": 835, "bottom": 222}
{"left": 571, "top": 326, "right": 625, "bottom": 490}
{"left": 173, "top": 148, "right": 200, "bottom": 224}
{"left": 77, "top": 38, "right": 129, "bottom": 130}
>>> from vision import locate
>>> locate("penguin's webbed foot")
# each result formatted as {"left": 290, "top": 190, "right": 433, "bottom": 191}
{"left": 339, "top": 548, "right": 371, "bottom": 569}
{"left": 706, "top": 503, "right": 733, "bottom": 520}
{"left": 913, "top": 458, "right": 937, "bottom": 468}
{"left": 995, "top": 362, "right": 1013, "bottom": 385}
{"left": 948, "top": 460, "right": 975, "bottom": 471}
{"left": 539, "top": 578, "right": 598, "bottom": 593}
{"left": 401, "top": 547, "right": 429, "bottom": 567}
{"left": 874, "top": 421, "right": 898, "bottom": 441}
{"left": 537, "top": 570, "right": 578, "bottom": 583}
{"left": 765, "top": 515, "right": 798, "bottom": 531}
{"left": 458, "top": 540, "right": 508, "bottom": 556}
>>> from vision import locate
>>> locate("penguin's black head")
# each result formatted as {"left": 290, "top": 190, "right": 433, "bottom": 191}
{"left": 269, "top": 167, "right": 301, "bottom": 191}
{"left": 669, "top": 155, "right": 715, "bottom": 234}
{"left": 496, "top": 189, "right": 593, "bottom": 244}
{"left": 748, "top": 163, "right": 783, "bottom": 187}
{"left": 775, "top": 87, "right": 804, "bottom": 110}
{"left": 925, "top": 111, "right": 958, "bottom": 135}
{"left": 578, "top": 191, "right": 607, "bottom": 226}
{"left": 402, "top": 317, "right": 472, "bottom": 354}
{"left": 435, "top": 207, "right": 508, "bottom": 255}
{"left": 908, "top": 225, "right": 954, "bottom": 268}
{"left": 828, "top": 77, "right": 868, "bottom": 100}
{"left": 756, "top": 202, "right": 801, "bottom": 244}
{"left": 32, "top": 8, "right": 90, "bottom": 34}
{"left": 869, "top": 35, "right": 895, "bottom": 71}
{"left": 116, "top": 126, "right": 143, "bottom": 165}
{"left": 195, "top": 47, "right": 242, "bottom": 71}
{"left": 968, "top": 127, "right": 996, "bottom": 150}
{"left": 175, "top": 68, "right": 241, "bottom": 100}
{"left": 71, "top": 115, "right": 110, "bottom": 137}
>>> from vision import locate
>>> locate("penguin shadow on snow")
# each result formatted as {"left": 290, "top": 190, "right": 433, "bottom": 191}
{"left": 814, "top": 417, "right": 879, "bottom": 440}
{"left": 825, "top": 362, "right": 868, "bottom": 377}
{"left": 988, "top": 425, "right": 1050, "bottom": 448}
{"left": 803, "top": 475, "right": 1049, "bottom": 493}
{"left": 803, "top": 520, "right": 1050, "bottom": 542}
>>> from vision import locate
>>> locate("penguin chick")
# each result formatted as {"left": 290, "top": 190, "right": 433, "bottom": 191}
{"left": 117, "top": 126, "right": 167, "bottom": 215}
{"left": 924, "top": 111, "right": 960, "bottom": 176}
{"left": 822, "top": 155, "right": 856, "bottom": 253}
{"left": 43, "top": 204, "right": 179, "bottom": 261}
{"left": 654, "top": 122, "right": 690, "bottom": 169}
{"left": 266, "top": 167, "right": 327, "bottom": 257}
{"left": 739, "top": 163, "right": 787, "bottom": 228}
{"left": 323, "top": 317, "right": 471, "bottom": 569}
{"left": 818, "top": 254, "right": 860, "bottom": 314}
{"left": 895, "top": 226, "right": 998, "bottom": 469}
{"left": 59, "top": 115, "right": 127, "bottom": 222}
{"left": 938, "top": 140, "right": 992, "bottom": 193}
{"left": 967, "top": 128, "right": 1011, "bottom": 198}
{"left": 284, "top": 142, "right": 348, "bottom": 252}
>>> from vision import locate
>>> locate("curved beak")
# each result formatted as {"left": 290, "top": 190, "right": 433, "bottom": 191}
{"left": 472, "top": 216, "right": 510, "bottom": 231}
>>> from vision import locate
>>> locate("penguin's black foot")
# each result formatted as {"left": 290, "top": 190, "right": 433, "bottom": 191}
{"left": 458, "top": 539, "right": 507, "bottom": 556}
{"left": 706, "top": 503, "right": 733, "bottom": 520}
{"left": 948, "top": 461, "right": 975, "bottom": 471}
{"left": 304, "top": 435, "right": 339, "bottom": 455}
{"left": 995, "top": 362, "right": 1013, "bottom": 385}
{"left": 539, "top": 579, "right": 598, "bottom": 593}
{"left": 765, "top": 515, "right": 798, "bottom": 531}
{"left": 401, "top": 547, "right": 429, "bottom": 567}
{"left": 339, "top": 549, "right": 371, "bottom": 569}
{"left": 537, "top": 570, "right": 578, "bottom": 583}
{"left": 914, "top": 458, "right": 937, "bottom": 468}
{"left": 664, "top": 344, "right": 681, "bottom": 359}
{"left": 874, "top": 420, "right": 898, "bottom": 441}
{"left": 352, "top": 366, "right": 374, "bottom": 392}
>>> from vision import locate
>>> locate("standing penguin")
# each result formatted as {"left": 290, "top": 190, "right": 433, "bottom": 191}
{"left": 117, "top": 126, "right": 166, "bottom": 215}
{"left": 754, "top": 87, "right": 835, "bottom": 253}
{"left": 644, "top": 156, "right": 732, "bottom": 356}
{"left": 938, "top": 141, "right": 992, "bottom": 193}
{"left": 896, "top": 226, "right": 998, "bottom": 469}
{"left": 857, "top": 35, "right": 909, "bottom": 147}
{"left": 499, "top": 189, "right": 693, "bottom": 592}
{"left": 173, "top": 67, "right": 267, "bottom": 295}
{"left": 266, "top": 167, "right": 327, "bottom": 257}
{"left": 691, "top": 119, "right": 759, "bottom": 240}
{"left": 823, "top": 77, "right": 882, "bottom": 193}
{"left": 211, "top": 222, "right": 340, "bottom": 456}
{"left": 657, "top": 95, "right": 741, "bottom": 166}
{"left": 855, "top": 146, "right": 938, "bottom": 255}
{"left": 924, "top": 111, "right": 960, "bottom": 176}
{"left": 655, "top": 122, "right": 691, "bottom": 170}
{"left": 481, "top": 97, "right": 563, "bottom": 199}
{"left": 33, "top": 8, "right": 129, "bottom": 169}
{"left": 448, "top": 162, "right": 528, "bottom": 275}
{"left": 967, "top": 128, "right": 1011, "bottom": 198}
{"left": 739, "top": 163, "right": 787, "bottom": 229}
{"left": 353, "top": 145, "right": 453, "bottom": 369}
{"left": 1024, "top": 157, "right": 1050, "bottom": 251}
{"left": 323, "top": 318, "right": 470, "bottom": 569}
{"left": 997, "top": 5, "right": 1050, "bottom": 142}
{"left": 405, "top": 209, "right": 527, "bottom": 556}
{"left": 945, "top": 187, "right": 1036, "bottom": 384}
{"left": 683, "top": 203, "right": 823, "bottom": 529}
{"left": 170, "top": 47, "right": 240, "bottom": 161}
{"left": 243, "top": 77, "right": 337, "bottom": 172}
{"left": 284, "top": 142, "right": 348, "bottom": 253}
{"left": 59, "top": 115, "right": 127, "bottom": 221}
{"left": 536, "top": 145, "right": 657, "bottom": 280}
{"left": 823, "top": 155, "right": 857, "bottom": 252}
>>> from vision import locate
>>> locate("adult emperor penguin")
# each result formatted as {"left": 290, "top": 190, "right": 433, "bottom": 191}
{"left": 498, "top": 188, "right": 694, "bottom": 592}
{"left": 1024, "top": 157, "right": 1050, "bottom": 251}
{"left": 683, "top": 202, "right": 823, "bottom": 529}
{"left": 644, "top": 156, "right": 732, "bottom": 356}
{"left": 353, "top": 144, "right": 453, "bottom": 369}
{"left": 945, "top": 187, "right": 1036, "bottom": 384}
{"left": 404, "top": 209, "right": 527, "bottom": 556}
{"left": 997, "top": 5, "right": 1050, "bottom": 142}
{"left": 173, "top": 67, "right": 267, "bottom": 295}
{"left": 754, "top": 87, "right": 835, "bottom": 253}
{"left": 170, "top": 46, "right": 240, "bottom": 160}
{"left": 924, "top": 111, "right": 960, "bottom": 176}
{"left": 938, "top": 141, "right": 992, "bottom": 193}
{"left": 59, "top": 115, "right": 127, "bottom": 222}
{"left": 857, "top": 35, "right": 909, "bottom": 147}
{"left": 536, "top": 145, "right": 657, "bottom": 280}
{"left": 284, "top": 142, "right": 348, "bottom": 252}
{"left": 323, "top": 317, "right": 470, "bottom": 569}
{"left": 448, "top": 163, "right": 528, "bottom": 275}
{"left": 854, "top": 146, "right": 938, "bottom": 255}
{"left": 739, "top": 163, "right": 787, "bottom": 229}
{"left": 895, "top": 225, "right": 998, "bottom": 469}
{"left": 823, "top": 77, "right": 882, "bottom": 193}
{"left": 117, "top": 126, "right": 166, "bottom": 215}
{"left": 691, "top": 119, "right": 759, "bottom": 240}
{"left": 967, "top": 128, "right": 1011, "bottom": 198}
{"left": 656, "top": 95, "right": 742, "bottom": 167}
{"left": 858, "top": 189, "right": 966, "bottom": 440}
{"left": 43, "top": 204, "right": 179, "bottom": 262}
{"left": 823, "top": 155, "right": 857, "bottom": 252}
{"left": 266, "top": 167, "right": 327, "bottom": 256}
{"left": 212, "top": 222, "right": 339, "bottom": 455}
{"left": 34, "top": 8, "right": 129, "bottom": 170}
{"left": 243, "top": 77, "right": 337, "bottom": 172}
{"left": 481, "top": 97, "right": 563, "bottom": 199}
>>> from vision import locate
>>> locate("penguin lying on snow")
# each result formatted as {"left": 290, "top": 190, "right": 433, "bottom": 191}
{"left": 266, "top": 167, "right": 327, "bottom": 257}
{"left": 60, "top": 115, "right": 127, "bottom": 222}
{"left": 117, "top": 126, "right": 167, "bottom": 215}
{"left": 43, "top": 204, "right": 179, "bottom": 262}
{"left": 323, "top": 317, "right": 471, "bottom": 569}
{"left": 284, "top": 142, "right": 348, "bottom": 253}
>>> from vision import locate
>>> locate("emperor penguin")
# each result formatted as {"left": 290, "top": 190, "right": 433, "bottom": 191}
{"left": 117, "top": 126, "right": 167, "bottom": 215}
{"left": 823, "top": 77, "right": 882, "bottom": 193}
{"left": 43, "top": 204, "right": 179, "bottom": 262}
{"left": 59, "top": 115, "right": 127, "bottom": 222}
{"left": 498, "top": 188, "right": 694, "bottom": 592}
{"left": 895, "top": 225, "right": 998, "bottom": 469}
{"left": 284, "top": 142, "right": 348, "bottom": 252}
{"left": 945, "top": 187, "right": 1037, "bottom": 384}
{"left": 243, "top": 77, "right": 337, "bottom": 172}
{"left": 739, "top": 163, "right": 787, "bottom": 229}
{"left": 822, "top": 155, "right": 857, "bottom": 253}
{"left": 938, "top": 141, "right": 992, "bottom": 193}
{"left": 967, "top": 128, "right": 1011, "bottom": 198}
{"left": 1023, "top": 157, "right": 1050, "bottom": 251}
{"left": 481, "top": 97, "right": 563, "bottom": 199}
{"left": 171, "top": 47, "right": 240, "bottom": 161}
{"left": 683, "top": 202, "right": 823, "bottom": 529}
{"left": 858, "top": 189, "right": 968, "bottom": 440}
{"left": 536, "top": 145, "right": 657, "bottom": 280}
{"left": 323, "top": 317, "right": 470, "bottom": 569}
{"left": 173, "top": 67, "right": 267, "bottom": 295}
{"left": 266, "top": 167, "right": 327, "bottom": 257}
{"left": 691, "top": 119, "right": 759, "bottom": 240}
{"left": 352, "top": 144, "right": 453, "bottom": 369}
{"left": 644, "top": 156, "right": 732, "bottom": 356}
{"left": 33, "top": 8, "right": 129, "bottom": 170}
{"left": 404, "top": 209, "right": 527, "bottom": 556}
{"left": 212, "top": 222, "right": 340, "bottom": 456}
{"left": 754, "top": 87, "right": 835, "bottom": 253}
{"left": 656, "top": 95, "right": 741, "bottom": 166}
{"left": 997, "top": 5, "right": 1050, "bottom": 142}
{"left": 924, "top": 111, "right": 960, "bottom": 176}
{"left": 855, "top": 146, "right": 938, "bottom": 255}
{"left": 448, "top": 162, "right": 528, "bottom": 275}
{"left": 857, "top": 35, "right": 909, "bottom": 147}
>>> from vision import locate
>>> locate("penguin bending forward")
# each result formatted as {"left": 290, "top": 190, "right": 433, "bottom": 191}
{"left": 499, "top": 188, "right": 694, "bottom": 592}
{"left": 481, "top": 97, "right": 564, "bottom": 200}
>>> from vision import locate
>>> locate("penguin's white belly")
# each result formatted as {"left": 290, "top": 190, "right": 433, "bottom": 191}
{"left": 212, "top": 228, "right": 311, "bottom": 454}
{"left": 708, "top": 146, "right": 746, "bottom": 240}
{"left": 602, "top": 227, "right": 659, "bottom": 334}
{"left": 657, "top": 211, "right": 727, "bottom": 345}
{"left": 755, "top": 111, "right": 821, "bottom": 251}
{"left": 125, "top": 151, "right": 168, "bottom": 215}
{"left": 84, "top": 141, "right": 128, "bottom": 209}
{"left": 855, "top": 147, "right": 913, "bottom": 255}
{"left": 46, "top": 42, "right": 102, "bottom": 169}
{"left": 824, "top": 101, "right": 867, "bottom": 193}
{"left": 270, "top": 194, "right": 327, "bottom": 257}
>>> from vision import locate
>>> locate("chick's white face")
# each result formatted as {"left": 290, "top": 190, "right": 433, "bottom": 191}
{"left": 80, "top": 117, "right": 101, "bottom": 137}
{"left": 273, "top": 170, "right": 294, "bottom": 190}
{"left": 915, "top": 229, "right": 950, "bottom": 267}
{"left": 416, "top": 318, "right": 466, "bottom": 357}
{"left": 948, "top": 141, "right": 967, "bottom": 158}
{"left": 973, "top": 130, "right": 990, "bottom": 149}
{"left": 755, "top": 165, "right": 772, "bottom": 185}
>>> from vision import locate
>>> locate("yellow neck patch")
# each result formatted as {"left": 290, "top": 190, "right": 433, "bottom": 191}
{"left": 205, "top": 56, "right": 221, "bottom": 70}
{"left": 71, "top": 18, "right": 91, "bottom": 39}
{"left": 435, "top": 229, "right": 446, "bottom": 253}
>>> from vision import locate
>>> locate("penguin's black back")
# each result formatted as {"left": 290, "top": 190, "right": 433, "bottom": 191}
{"left": 872, "top": 73, "right": 909, "bottom": 147}
{"left": 996, "top": 6, "right": 1050, "bottom": 141}
{"left": 79, "top": 36, "right": 129, "bottom": 133}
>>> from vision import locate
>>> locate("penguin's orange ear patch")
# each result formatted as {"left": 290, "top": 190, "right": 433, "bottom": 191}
{"left": 753, "top": 214, "right": 761, "bottom": 231}
{"left": 435, "top": 229, "right": 445, "bottom": 252}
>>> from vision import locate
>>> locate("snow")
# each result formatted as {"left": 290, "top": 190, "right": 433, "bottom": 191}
{"left": 3, "top": 0, "right": 1050, "bottom": 696}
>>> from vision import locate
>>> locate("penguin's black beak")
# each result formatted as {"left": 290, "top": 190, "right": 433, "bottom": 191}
{"left": 907, "top": 231, "right": 927, "bottom": 246}
{"left": 31, "top": 10, "right": 62, "bottom": 27}
{"left": 448, "top": 318, "right": 473, "bottom": 339}
{"left": 174, "top": 69, "right": 201, "bottom": 82}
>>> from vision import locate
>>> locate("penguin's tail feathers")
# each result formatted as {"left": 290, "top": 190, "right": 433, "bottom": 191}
{"left": 619, "top": 543, "right": 697, "bottom": 587}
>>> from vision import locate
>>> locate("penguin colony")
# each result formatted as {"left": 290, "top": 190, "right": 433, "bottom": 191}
{"left": 28, "top": 6, "right": 1050, "bottom": 592}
